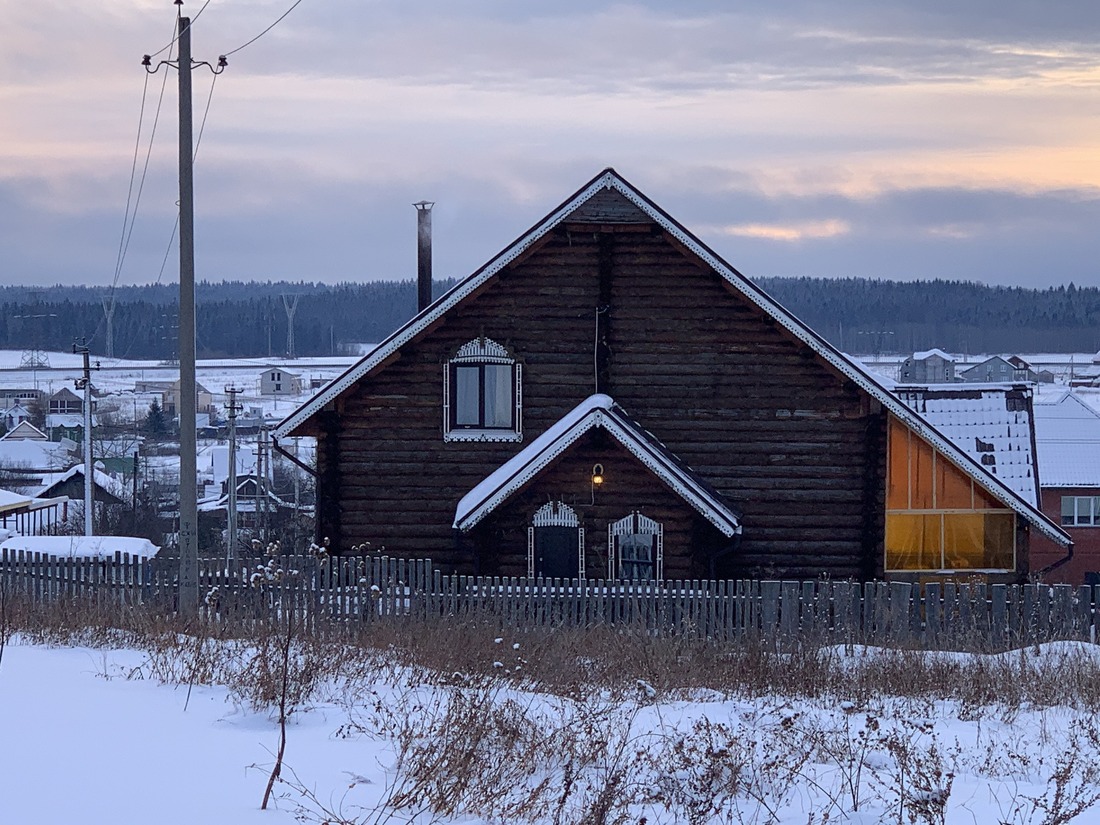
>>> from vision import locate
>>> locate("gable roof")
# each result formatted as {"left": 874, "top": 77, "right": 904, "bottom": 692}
{"left": 275, "top": 168, "right": 1070, "bottom": 548}
{"left": 0, "top": 421, "right": 48, "bottom": 441}
{"left": 911, "top": 348, "right": 955, "bottom": 362}
{"left": 894, "top": 385, "right": 1039, "bottom": 506}
{"left": 1033, "top": 391, "right": 1100, "bottom": 488}
{"left": 33, "top": 464, "right": 127, "bottom": 502}
{"left": 453, "top": 394, "right": 742, "bottom": 535}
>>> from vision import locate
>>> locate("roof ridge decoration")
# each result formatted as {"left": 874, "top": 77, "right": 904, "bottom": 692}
{"left": 453, "top": 393, "right": 742, "bottom": 536}
{"left": 275, "top": 168, "right": 1069, "bottom": 548}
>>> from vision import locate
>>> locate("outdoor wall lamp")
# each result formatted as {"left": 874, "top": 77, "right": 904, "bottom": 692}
{"left": 591, "top": 463, "right": 604, "bottom": 487}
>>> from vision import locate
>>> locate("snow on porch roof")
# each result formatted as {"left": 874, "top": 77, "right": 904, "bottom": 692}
{"left": 275, "top": 167, "right": 1069, "bottom": 548}
{"left": 453, "top": 394, "right": 742, "bottom": 536}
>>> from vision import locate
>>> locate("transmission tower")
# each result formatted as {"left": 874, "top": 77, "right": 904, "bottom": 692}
{"left": 102, "top": 296, "right": 117, "bottom": 359}
{"left": 281, "top": 294, "right": 300, "bottom": 359}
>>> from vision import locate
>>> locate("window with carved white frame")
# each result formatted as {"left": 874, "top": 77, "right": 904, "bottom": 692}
{"left": 443, "top": 337, "right": 522, "bottom": 442}
{"left": 608, "top": 512, "right": 663, "bottom": 580}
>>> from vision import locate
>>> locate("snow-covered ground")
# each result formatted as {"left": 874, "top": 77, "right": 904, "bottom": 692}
{"left": 0, "top": 349, "right": 366, "bottom": 424}
{"left": 3, "top": 639, "right": 1100, "bottom": 824}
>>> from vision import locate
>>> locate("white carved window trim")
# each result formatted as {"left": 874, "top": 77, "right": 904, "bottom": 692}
{"left": 608, "top": 512, "right": 663, "bottom": 581}
{"left": 527, "top": 501, "right": 585, "bottom": 580}
{"left": 443, "top": 337, "right": 523, "bottom": 443}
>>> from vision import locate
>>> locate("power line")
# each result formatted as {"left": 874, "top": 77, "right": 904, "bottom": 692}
{"left": 222, "top": 0, "right": 305, "bottom": 57}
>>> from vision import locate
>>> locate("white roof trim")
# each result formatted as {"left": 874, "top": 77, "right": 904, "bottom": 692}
{"left": 276, "top": 168, "right": 1069, "bottom": 549}
{"left": 453, "top": 394, "right": 741, "bottom": 536}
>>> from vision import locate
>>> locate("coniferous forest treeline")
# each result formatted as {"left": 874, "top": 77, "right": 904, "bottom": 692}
{"left": 0, "top": 277, "right": 1097, "bottom": 359}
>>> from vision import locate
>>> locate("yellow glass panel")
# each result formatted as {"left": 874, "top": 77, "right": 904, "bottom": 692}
{"left": 909, "top": 436, "right": 935, "bottom": 509}
{"left": 935, "top": 455, "right": 974, "bottom": 510}
{"left": 983, "top": 513, "right": 1015, "bottom": 569}
{"left": 886, "top": 513, "right": 941, "bottom": 570}
{"left": 887, "top": 419, "right": 910, "bottom": 510}
{"left": 943, "top": 513, "right": 985, "bottom": 569}
{"left": 973, "top": 482, "right": 1004, "bottom": 510}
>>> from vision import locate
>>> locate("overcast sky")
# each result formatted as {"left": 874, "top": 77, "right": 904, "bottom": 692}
{"left": 2, "top": 0, "right": 1099, "bottom": 290}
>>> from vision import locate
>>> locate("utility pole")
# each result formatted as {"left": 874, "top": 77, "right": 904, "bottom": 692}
{"left": 224, "top": 385, "right": 241, "bottom": 567}
{"left": 256, "top": 428, "right": 267, "bottom": 543}
{"left": 73, "top": 339, "right": 99, "bottom": 537}
{"left": 144, "top": 8, "right": 226, "bottom": 616}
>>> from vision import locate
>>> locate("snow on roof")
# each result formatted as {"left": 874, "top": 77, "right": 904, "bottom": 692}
{"left": 454, "top": 394, "right": 742, "bottom": 536}
{"left": 911, "top": 348, "right": 955, "bottom": 362}
{"left": 894, "top": 385, "right": 1039, "bottom": 506}
{"left": 0, "top": 535, "right": 159, "bottom": 560}
{"left": 276, "top": 168, "right": 1069, "bottom": 549}
{"left": 0, "top": 421, "right": 47, "bottom": 441}
{"left": 33, "top": 464, "right": 128, "bottom": 501}
{"left": 1033, "top": 392, "right": 1100, "bottom": 487}
{"left": 0, "top": 488, "right": 33, "bottom": 513}
{"left": 0, "top": 438, "right": 72, "bottom": 471}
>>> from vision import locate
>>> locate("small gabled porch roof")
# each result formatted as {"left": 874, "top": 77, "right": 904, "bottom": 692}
{"left": 453, "top": 394, "right": 742, "bottom": 536}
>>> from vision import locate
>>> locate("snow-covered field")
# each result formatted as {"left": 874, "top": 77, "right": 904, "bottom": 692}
{"left": 3, "top": 638, "right": 1100, "bottom": 824}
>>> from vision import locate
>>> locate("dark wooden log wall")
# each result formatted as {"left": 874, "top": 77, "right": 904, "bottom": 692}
{"left": 309, "top": 189, "right": 888, "bottom": 578}
{"left": 469, "top": 433, "right": 726, "bottom": 580}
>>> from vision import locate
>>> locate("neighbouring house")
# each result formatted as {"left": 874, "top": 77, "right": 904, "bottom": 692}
{"left": 33, "top": 464, "right": 127, "bottom": 508}
{"left": 48, "top": 387, "right": 90, "bottom": 416}
{"left": 198, "top": 474, "right": 293, "bottom": 530}
{"left": 46, "top": 412, "right": 97, "bottom": 443}
{"left": 0, "top": 388, "right": 44, "bottom": 409}
{"left": 134, "top": 379, "right": 216, "bottom": 418}
{"left": 899, "top": 349, "right": 957, "bottom": 383}
{"left": 1, "top": 402, "right": 34, "bottom": 432}
{"left": 959, "top": 355, "right": 1053, "bottom": 384}
{"left": 1031, "top": 391, "right": 1100, "bottom": 583}
{"left": 1, "top": 421, "right": 48, "bottom": 441}
{"left": 274, "top": 168, "right": 1069, "bottom": 583}
{"left": 260, "top": 366, "right": 303, "bottom": 396}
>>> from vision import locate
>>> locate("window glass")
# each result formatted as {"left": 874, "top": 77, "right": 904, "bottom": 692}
{"left": 936, "top": 458, "right": 973, "bottom": 510}
{"left": 887, "top": 419, "right": 909, "bottom": 509}
{"left": 886, "top": 416, "right": 1015, "bottom": 571}
{"left": 909, "top": 436, "right": 935, "bottom": 509}
{"left": 483, "top": 364, "right": 513, "bottom": 428}
{"left": 454, "top": 366, "right": 480, "bottom": 426}
{"left": 943, "top": 513, "right": 985, "bottom": 569}
{"left": 619, "top": 534, "right": 655, "bottom": 580}
{"left": 1062, "top": 496, "right": 1076, "bottom": 525}
{"left": 886, "top": 513, "right": 941, "bottom": 570}
{"left": 983, "top": 513, "right": 1016, "bottom": 568}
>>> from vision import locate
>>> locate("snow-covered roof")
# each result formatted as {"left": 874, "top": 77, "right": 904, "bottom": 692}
{"left": 33, "top": 464, "right": 128, "bottom": 501}
{"left": 454, "top": 394, "right": 742, "bottom": 535}
{"left": 276, "top": 168, "right": 1069, "bottom": 548}
{"left": 0, "top": 535, "right": 159, "bottom": 560}
{"left": 46, "top": 413, "right": 95, "bottom": 429}
{"left": 198, "top": 476, "right": 291, "bottom": 512}
{"left": 1033, "top": 392, "right": 1100, "bottom": 488}
{"left": 894, "top": 385, "right": 1039, "bottom": 506}
{"left": 911, "top": 348, "right": 955, "bottom": 362}
{"left": 0, "top": 421, "right": 47, "bottom": 441}
{"left": 0, "top": 488, "right": 34, "bottom": 513}
{"left": 0, "top": 438, "right": 72, "bottom": 471}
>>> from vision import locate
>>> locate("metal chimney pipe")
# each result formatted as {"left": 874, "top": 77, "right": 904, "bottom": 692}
{"left": 414, "top": 200, "right": 434, "bottom": 312}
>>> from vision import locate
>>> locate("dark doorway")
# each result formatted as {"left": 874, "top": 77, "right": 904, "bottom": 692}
{"left": 534, "top": 525, "right": 580, "bottom": 579}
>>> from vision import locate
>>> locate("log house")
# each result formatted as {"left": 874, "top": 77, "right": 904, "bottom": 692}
{"left": 275, "top": 170, "right": 1070, "bottom": 582}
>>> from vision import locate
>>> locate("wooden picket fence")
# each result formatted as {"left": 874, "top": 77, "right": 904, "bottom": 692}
{"left": 1, "top": 548, "right": 1098, "bottom": 650}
